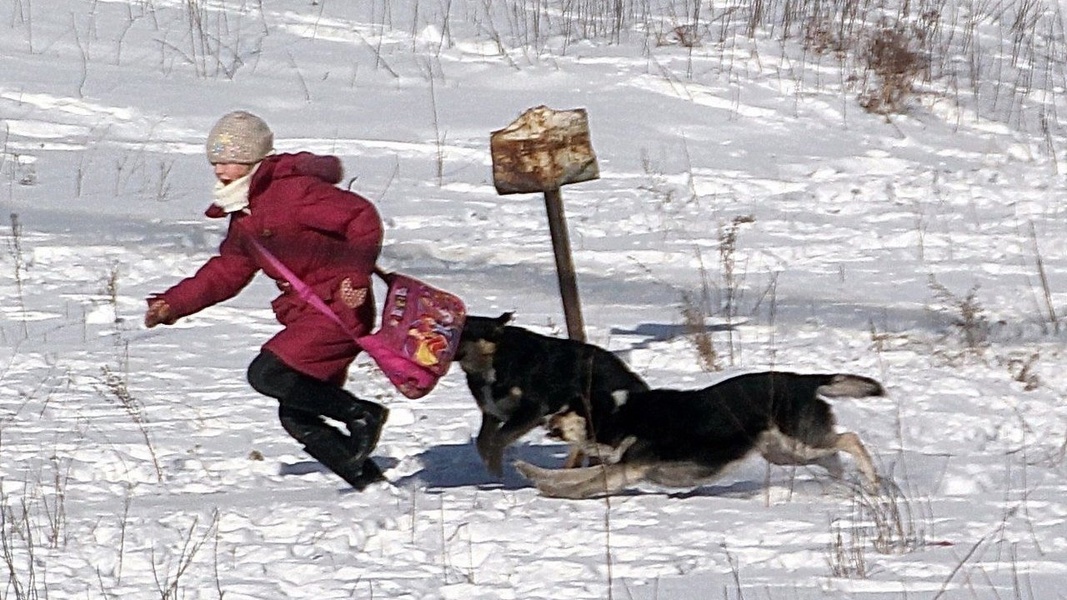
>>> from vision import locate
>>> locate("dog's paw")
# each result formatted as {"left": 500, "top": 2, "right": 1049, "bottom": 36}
{"left": 475, "top": 439, "right": 506, "bottom": 478}
{"left": 513, "top": 460, "right": 545, "bottom": 480}
{"left": 866, "top": 474, "right": 894, "bottom": 496}
{"left": 483, "top": 447, "right": 506, "bottom": 478}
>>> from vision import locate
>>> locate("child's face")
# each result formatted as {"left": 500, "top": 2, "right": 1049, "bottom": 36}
{"left": 213, "top": 162, "right": 253, "bottom": 185}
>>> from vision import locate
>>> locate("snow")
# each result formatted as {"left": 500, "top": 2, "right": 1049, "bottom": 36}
{"left": 2, "top": 0, "right": 1067, "bottom": 598}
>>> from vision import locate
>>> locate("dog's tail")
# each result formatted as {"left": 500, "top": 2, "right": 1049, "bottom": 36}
{"left": 816, "top": 374, "right": 886, "bottom": 399}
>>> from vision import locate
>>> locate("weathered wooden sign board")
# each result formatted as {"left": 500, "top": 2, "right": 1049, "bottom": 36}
{"left": 490, "top": 106, "right": 600, "bottom": 342}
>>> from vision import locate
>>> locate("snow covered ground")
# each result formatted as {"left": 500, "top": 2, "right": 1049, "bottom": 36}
{"left": 2, "top": 0, "right": 1067, "bottom": 598}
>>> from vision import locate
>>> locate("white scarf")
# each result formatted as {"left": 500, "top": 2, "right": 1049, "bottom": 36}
{"left": 212, "top": 163, "right": 260, "bottom": 213}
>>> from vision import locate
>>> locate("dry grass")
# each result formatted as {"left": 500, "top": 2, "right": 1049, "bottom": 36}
{"left": 859, "top": 20, "right": 929, "bottom": 114}
{"left": 928, "top": 276, "right": 990, "bottom": 354}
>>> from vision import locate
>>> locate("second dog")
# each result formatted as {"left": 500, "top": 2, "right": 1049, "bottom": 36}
{"left": 517, "top": 371, "right": 885, "bottom": 498}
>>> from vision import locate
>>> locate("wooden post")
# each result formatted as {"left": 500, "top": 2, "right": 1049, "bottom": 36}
{"left": 543, "top": 188, "right": 586, "bottom": 341}
{"left": 490, "top": 106, "right": 599, "bottom": 342}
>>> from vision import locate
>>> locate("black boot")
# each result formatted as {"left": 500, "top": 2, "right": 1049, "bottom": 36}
{"left": 250, "top": 353, "right": 389, "bottom": 489}
{"left": 280, "top": 408, "right": 386, "bottom": 490}
{"left": 304, "top": 431, "right": 384, "bottom": 490}
{"left": 344, "top": 400, "right": 389, "bottom": 464}
{"left": 350, "top": 456, "right": 386, "bottom": 488}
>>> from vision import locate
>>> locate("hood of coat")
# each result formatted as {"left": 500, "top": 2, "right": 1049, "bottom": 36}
{"left": 204, "top": 152, "right": 344, "bottom": 218}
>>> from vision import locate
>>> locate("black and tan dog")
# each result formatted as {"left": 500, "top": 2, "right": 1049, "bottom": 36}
{"left": 515, "top": 371, "right": 885, "bottom": 498}
{"left": 456, "top": 313, "right": 649, "bottom": 477}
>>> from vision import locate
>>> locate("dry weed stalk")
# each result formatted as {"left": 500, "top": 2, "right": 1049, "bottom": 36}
{"left": 718, "top": 215, "right": 755, "bottom": 365}
{"left": 1, "top": 494, "right": 41, "bottom": 600}
{"left": 154, "top": 161, "right": 174, "bottom": 202}
{"left": 827, "top": 516, "right": 869, "bottom": 578}
{"left": 41, "top": 455, "right": 70, "bottom": 550}
{"left": 150, "top": 511, "right": 221, "bottom": 599}
{"left": 1005, "top": 352, "right": 1041, "bottom": 391}
{"left": 860, "top": 21, "right": 928, "bottom": 114}
{"left": 858, "top": 479, "right": 927, "bottom": 554}
{"left": 97, "top": 365, "right": 164, "bottom": 482}
{"left": 678, "top": 215, "right": 754, "bottom": 370}
{"left": 681, "top": 289, "right": 720, "bottom": 372}
{"left": 1028, "top": 221, "right": 1059, "bottom": 334}
{"left": 7, "top": 213, "right": 29, "bottom": 339}
{"left": 0, "top": 457, "right": 70, "bottom": 598}
{"left": 928, "top": 276, "right": 989, "bottom": 354}
{"left": 829, "top": 478, "right": 927, "bottom": 579}
{"left": 104, "top": 263, "right": 121, "bottom": 324}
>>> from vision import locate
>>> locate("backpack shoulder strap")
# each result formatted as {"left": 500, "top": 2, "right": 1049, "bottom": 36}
{"left": 373, "top": 266, "right": 394, "bottom": 284}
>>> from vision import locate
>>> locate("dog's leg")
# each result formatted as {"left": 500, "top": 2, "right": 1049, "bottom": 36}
{"left": 477, "top": 403, "right": 544, "bottom": 477}
{"left": 815, "top": 453, "right": 845, "bottom": 479}
{"left": 832, "top": 431, "right": 880, "bottom": 489}
{"left": 758, "top": 428, "right": 850, "bottom": 482}
{"left": 561, "top": 435, "right": 636, "bottom": 468}
{"left": 579, "top": 435, "right": 637, "bottom": 465}
{"left": 477, "top": 384, "right": 508, "bottom": 421}
{"left": 758, "top": 428, "right": 880, "bottom": 488}
{"left": 562, "top": 447, "right": 585, "bottom": 469}
{"left": 475, "top": 413, "right": 506, "bottom": 476}
{"left": 757, "top": 428, "right": 827, "bottom": 465}
{"left": 515, "top": 461, "right": 652, "bottom": 499}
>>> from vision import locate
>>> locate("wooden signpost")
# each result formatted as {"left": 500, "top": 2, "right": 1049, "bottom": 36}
{"left": 490, "top": 106, "right": 600, "bottom": 342}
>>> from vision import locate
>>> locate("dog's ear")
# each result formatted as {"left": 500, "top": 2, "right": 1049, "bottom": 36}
{"left": 459, "top": 313, "right": 510, "bottom": 343}
{"left": 495, "top": 312, "right": 514, "bottom": 326}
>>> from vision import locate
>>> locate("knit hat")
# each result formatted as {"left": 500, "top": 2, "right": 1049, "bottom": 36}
{"left": 205, "top": 111, "right": 274, "bottom": 164}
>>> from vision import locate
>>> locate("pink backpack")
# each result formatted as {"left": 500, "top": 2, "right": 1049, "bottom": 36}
{"left": 357, "top": 272, "right": 467, "bottom": 399}
{"left": 251, "top": 239, "right": 466, "bottom": 399}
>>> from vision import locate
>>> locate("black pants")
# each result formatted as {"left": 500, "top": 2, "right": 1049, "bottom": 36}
{"left": 247, "top": 350, "right": 388, "bottom": 488}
